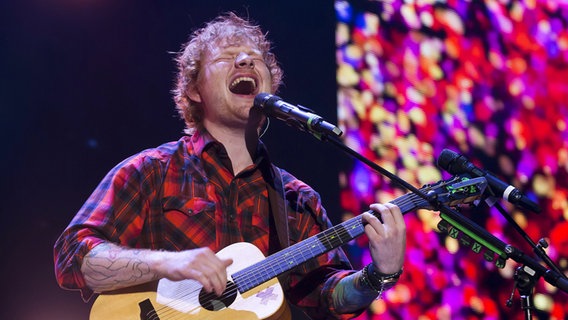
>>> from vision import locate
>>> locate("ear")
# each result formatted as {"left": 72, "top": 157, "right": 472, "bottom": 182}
{"left": 186, "top": 84, "right": 202, "bottom": 103}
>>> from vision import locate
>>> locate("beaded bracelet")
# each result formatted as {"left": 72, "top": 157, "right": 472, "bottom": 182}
{"left": 360, "top": 263, "right": 403, "bottom": 299}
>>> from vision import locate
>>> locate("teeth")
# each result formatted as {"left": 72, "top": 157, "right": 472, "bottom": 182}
{"left": 230, "top": 77, "right": 256, "bottom": 90}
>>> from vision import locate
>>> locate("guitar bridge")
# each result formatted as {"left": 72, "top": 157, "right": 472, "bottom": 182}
{"left": 139, "top": 299, "right": 159, "bottom": 320}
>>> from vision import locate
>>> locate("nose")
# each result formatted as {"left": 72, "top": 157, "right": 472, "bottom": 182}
{"left": 235, "top": 52, "right": 254, "bottom": 69}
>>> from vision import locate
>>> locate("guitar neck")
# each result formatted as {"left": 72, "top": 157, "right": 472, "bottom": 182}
{"left": 232, "top": 191, "right": 426, "bottom": 293}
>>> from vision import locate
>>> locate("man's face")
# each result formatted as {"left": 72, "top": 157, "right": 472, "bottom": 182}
{"left": 192, "top": 39, "right": 273, "bottom": 130}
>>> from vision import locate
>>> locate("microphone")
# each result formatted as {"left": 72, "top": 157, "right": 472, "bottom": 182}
{"left": 437, "top": 149, "right": 541, "bottom": 213}
{"left": 254, "top": 93, "right": 343, "bottom": 138}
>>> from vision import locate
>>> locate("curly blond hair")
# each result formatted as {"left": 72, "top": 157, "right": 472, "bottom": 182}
{"left": 173, "top": 12, "right": 283, "bottom": 134}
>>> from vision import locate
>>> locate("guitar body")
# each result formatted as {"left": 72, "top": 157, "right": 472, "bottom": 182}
{"left": 90, "top": 242, "right": 290, "bottom": 320}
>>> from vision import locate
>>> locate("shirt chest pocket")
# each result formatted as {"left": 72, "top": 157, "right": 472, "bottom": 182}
{"left": 161, "top": 196, "right": 217, "bottom": 248}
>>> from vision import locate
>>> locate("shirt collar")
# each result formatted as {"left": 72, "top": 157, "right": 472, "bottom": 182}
{"left": 188, "top": 129, "right": 271, "bottom": 171}
{"left": 188, "top": 129, "right": 218, "bottom": 158}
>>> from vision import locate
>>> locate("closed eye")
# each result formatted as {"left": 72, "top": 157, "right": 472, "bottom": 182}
{"left": 213, "top": 56, "right": 233, "bottom": 63}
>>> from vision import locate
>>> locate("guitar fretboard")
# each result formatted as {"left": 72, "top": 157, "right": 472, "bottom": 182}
{"left": 231, "top": 191, "right": 428, "bottom": 293}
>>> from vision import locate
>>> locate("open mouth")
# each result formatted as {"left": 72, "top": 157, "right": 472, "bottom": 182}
{"left": 229, "top": 76, "right": 257, "bottom": 95}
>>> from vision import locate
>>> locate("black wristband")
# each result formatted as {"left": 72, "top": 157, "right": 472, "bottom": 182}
{"left": 361, "top": 263, "right": 402, "bottom": 295}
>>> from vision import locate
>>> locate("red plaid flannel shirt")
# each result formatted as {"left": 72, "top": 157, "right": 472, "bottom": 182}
{"left": 54, "top": 130, "right": 359, "bottom": 319}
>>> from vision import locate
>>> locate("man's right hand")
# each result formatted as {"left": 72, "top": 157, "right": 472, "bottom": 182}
{"left": 158, "top": 247, "right": 233, "bottom": 296}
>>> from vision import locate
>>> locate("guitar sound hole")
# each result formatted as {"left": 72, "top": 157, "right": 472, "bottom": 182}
{"left": 198, "top": 281, "right": 238, "bottom": 311}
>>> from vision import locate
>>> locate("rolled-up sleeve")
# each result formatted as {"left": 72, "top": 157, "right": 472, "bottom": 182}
{"left": 53, "top": 154, "right": 158, "bottom": 300}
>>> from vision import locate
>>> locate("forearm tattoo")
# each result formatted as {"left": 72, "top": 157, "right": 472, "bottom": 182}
{"left": 82, "top": 243, "right": 160, "bottom": 291}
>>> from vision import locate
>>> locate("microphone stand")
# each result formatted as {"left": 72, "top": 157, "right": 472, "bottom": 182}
{"left": 487, "top": 200, "right": 567, "bottom": 317}
{"left": 301, "top": 130, "right": 568, "bottom": 317}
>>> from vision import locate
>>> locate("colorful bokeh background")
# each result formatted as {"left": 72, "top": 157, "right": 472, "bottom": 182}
{"left": 335, "top": 0, "right": 568, "bottom": 319}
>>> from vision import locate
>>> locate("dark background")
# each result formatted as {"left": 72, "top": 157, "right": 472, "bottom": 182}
{"left": 0, "top": 1, "right": 345, "bottom": 319}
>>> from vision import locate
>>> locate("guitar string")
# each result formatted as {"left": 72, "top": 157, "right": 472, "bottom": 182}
{"left": 153, "top": 284, "right": 206, "bottom": 319}
{"left": 234, "top": 216, "right": 364, "bottom": 287}
{"left": 149, "top": 194, "right": 424, "bottom": 318}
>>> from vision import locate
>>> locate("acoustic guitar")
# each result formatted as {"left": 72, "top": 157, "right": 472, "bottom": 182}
{"left": 90, "top": 175, "right": 486, "bottom": 320}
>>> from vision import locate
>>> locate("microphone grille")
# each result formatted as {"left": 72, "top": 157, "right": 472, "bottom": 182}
{"left": 437, "top": 149, "right": 461, "bottom": 174}
{"left": 254, "top": 93, "right": 275, "bottom": 109}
